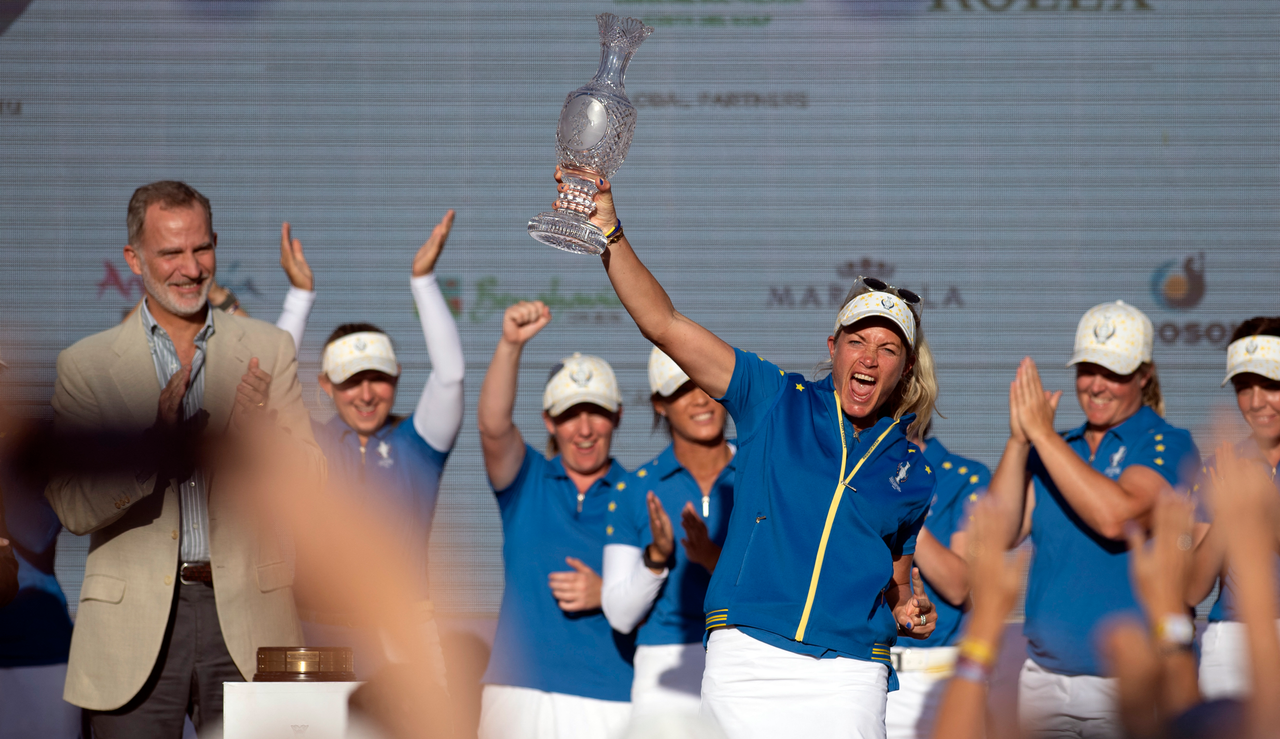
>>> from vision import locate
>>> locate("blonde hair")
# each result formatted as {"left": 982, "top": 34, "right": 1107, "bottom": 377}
{"left": 815, "top": 320, "right": 940, "bottom": 439}
{"left": 1140, "top": 362, "right": 1165, "bottom": 417}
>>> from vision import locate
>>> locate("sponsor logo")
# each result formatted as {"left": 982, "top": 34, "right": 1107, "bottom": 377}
{"left": 469, "top": 276, "right": 622, "bottom": 324}
{"left": 1150, "top": 252, "right": 1205, "bottom": 311}
{"left": 767, "top": 258, "right": 966, "bottom": 311}
{"left": 890, "top": 461, "right": 911, "bottom": 492}
{"left": 1104, "top": 445, "right": 1126, "bottom": 477}
{"left": 96, "top": 260, "right": 262, "bottom": 303}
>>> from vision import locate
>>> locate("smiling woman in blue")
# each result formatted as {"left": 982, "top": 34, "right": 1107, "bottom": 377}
{"left": 987, "top": 300, "right": 1199, "bottom": 739}
{"left": 568, "top": 172, "right": 940, "bottom": 739}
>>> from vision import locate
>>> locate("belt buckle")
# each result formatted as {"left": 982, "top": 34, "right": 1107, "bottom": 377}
{"left": 179, "top": 561, "right": 207, "bottom": 585}
{"left": 890, "top": 651, "right": 903, "bottom": 672}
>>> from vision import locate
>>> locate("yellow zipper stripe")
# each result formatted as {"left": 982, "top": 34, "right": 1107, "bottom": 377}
{"left": 794, "top": 395, "right": 900, "bottom": 643}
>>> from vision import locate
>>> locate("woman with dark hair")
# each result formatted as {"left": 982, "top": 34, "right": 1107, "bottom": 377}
{"left": 270, "top": 211, "right": 465, "bottom": 682}
{"left": 1187, "top": 316, "right": 1280, "bottom": 700}
{"left": 602, "top": 347, "right": 736, "bottom": 720}
{"left": 987, "top": 300, "right": 1200, "bottom": 738}
{"left": 560, "top": 171, "right": 938, "bottom": 739}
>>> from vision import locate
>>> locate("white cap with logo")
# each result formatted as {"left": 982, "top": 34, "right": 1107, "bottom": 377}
{"left": 834, "top": 291, "right": 917, "bottom": 349}
{"left": 1067, "top": 301, "right": 1154, "bottom": 376}
{"left": 322, "top": 332, "right": 401, "bottom": 384}
{"left": 648, "top": 347, "right": 690, "bottom": 398}
{"left": 543, "top": 353, "right": 622, "bottom": 417}
{"left": 1223, "top": 334, "right": 1280, "bottom": 386}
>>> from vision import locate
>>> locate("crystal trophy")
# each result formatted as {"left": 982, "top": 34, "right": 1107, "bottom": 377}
{"left": 528, "top": 13, "right": 653, "bottom": 255}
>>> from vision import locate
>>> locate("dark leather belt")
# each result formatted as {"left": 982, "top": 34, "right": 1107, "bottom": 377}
{"left": 180, "top": 562, "right": 213, "bottom": 585}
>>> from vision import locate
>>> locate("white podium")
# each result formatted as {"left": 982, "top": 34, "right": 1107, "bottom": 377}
{"left": 223, "top": 681, "right": 363, "bottom": 739}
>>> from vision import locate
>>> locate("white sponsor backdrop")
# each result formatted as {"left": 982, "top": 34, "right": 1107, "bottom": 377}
{"left": 0, "top": 0, "right": 1275, "bottom": 616}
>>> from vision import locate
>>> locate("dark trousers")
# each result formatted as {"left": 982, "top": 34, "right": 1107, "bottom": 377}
{"left": 88, "top": 581, "right": 243, "bottom": 738}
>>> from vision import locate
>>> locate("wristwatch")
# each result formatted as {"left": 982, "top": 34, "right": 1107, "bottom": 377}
{"left": 1154, "top": 613, "right": 1195, "bottom": 652}
{"left": 642, "top": 544, "right": 672, "bottom": 571}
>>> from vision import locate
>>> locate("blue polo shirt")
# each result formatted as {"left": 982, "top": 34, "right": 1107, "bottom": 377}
{"left": 704, "top": 349, "right": 934, "bottom": 678}
{"left": 483, "top": 445, "right": 635, "bottom": 702}
{"left": 1192, "top": 439, "right": 1280, "bottom": 623}
{"left": 606, "top": 443, "right": 736, "bottom": 646}
{"left": 313, "top": 413, "right": 448, "bottom": 599}
{"left": 916, "top": 439, "right": 990, "bottom": 648}
{"left": 1024, "top": 405, "right": 1199, "bottom": 677}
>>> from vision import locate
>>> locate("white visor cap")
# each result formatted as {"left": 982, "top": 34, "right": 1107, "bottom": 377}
{"left": 322, "top": 331, "right": 400, "bottom": 384}
{"left": 834, "top": 291, "right": 917, "bottom": 349}
{"left": 648, "top": 347, "right": 690, "bottom": 398}
{"left": 1067, "top": 300, "right": 1154, "bottom": 376}
{"left": 543, "top": 352, "right": 622, "bottom": 418}
{"left": 1223, "top": 335, "right": 1280, "bottom": 386}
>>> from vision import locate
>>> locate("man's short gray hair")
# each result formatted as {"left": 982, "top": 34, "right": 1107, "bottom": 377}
{"left": 126, "top": 181, "right": 212, "bottom": 246}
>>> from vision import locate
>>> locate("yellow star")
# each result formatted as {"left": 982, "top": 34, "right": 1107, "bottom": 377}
{"left": 942, "top": 462, "right": 953, "bottom": 470}
{"left": 795, "top": 383, "right": 805, "bottom": 391}
{"left": 1155, "top": 444, "right": 1165, "bottom": 452}
{"left": 1154, "top": 458, "right": 1164, "bottom": 466}
{"left": 637, "top": 469, "right": 648, "bottom": 478}
{"left": 608, "top": 501, "right": 617, "bottom": 511}
{"left": 958, "top": 466, "right": 968, "bottom": 475}
{"left": 970, "top": 475, "right": 979, "bottom": 484}
{"left": 617, "top": 482, "right": 627, "bottom": 491}
{"left": 1155, "top": 434, "right": 1164, "bottom": 441}
{"left": 606, "top": 525, "right": 614, "bottom": 536}
{"left": 925, "top": 466, "right": 932, "bottom": 474}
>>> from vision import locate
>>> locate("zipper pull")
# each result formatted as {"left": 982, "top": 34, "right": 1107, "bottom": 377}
{"left": 577, "top": 491, "right": 584, "bottom": 513}
{"left": 756, "top": 515, "right": 766, "bottom": 523}
{"left": 703, "top": 494, "right": 710, "bottom": 518}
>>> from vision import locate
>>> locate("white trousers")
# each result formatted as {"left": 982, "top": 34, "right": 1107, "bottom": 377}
{"left": 632, "top": 643, "right": 705, "bottom": 718}
{"left": 478, "top": 684, "right": 631, "bottom": 739}
{"left": 0, "top": 663, "right": 81, "bottom": 739}
{"left": 1198, "top": 619, "right": 1280, "bottom": 701}
{"left": 700, "top": 627, "right": 889, "bottom": 739}
{"left": 1018, "top": 659, "right": 1121, "bottom": 739}
{"left": 884, "top": 648, "right": 955, "bottom": 739}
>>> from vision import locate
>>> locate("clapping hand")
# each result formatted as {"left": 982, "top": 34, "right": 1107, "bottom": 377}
{"left": 279, "top": 222, "right": 314, "bottom": 291}
{"left": 680, "top": 502, "right": 721, "bottom": 574}
{"left": 231, "top": 357, "right": 273, "bottom": 432}
{"left": 156, "top": 365, "right": 191, "bottom": 429}
{"left": 412, "top": 210, "right": 455, "bottom": 278}
{"left": 548, "top": 557, "right": 603, "bottom": 612}
{"left": 644, "top": 491, "right": 675, "bottom": 573}
{"left": 1010, "top": 358, "right": 1062, "bottom": 446}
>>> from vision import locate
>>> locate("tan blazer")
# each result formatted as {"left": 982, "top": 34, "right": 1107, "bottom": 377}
{"left": 46, "top": 308, "right": 323, "bottom": 711}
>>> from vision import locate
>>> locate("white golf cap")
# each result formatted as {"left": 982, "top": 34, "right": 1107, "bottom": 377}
{"left": 543, "top": 353, "right": 622, "bottom": 417}
{"left": 1223, "top": 335, "right": 1280, "bottom": 386}
{"left": 648, "top": 347, "right": 690, "bottom": 398}
{"left": 834, "top": 291, "right": 917, "bottom": 348}
{"left": 1067, "top": 300, "right": 1153, "bottom": 376}
{"left": 321, "top": 331, "right": 400, "bottom": 384}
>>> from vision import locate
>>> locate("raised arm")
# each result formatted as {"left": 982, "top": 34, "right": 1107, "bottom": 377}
{"left": 478, "top": 301, "right": 551, "bottom": 491}
{"left": 567, "top": 171, "right": 735, "bottom": 399}
{"left": 1015, "top": 358, "right": 1170, "bottom": 541}
{"left": 409, "top": 210, "right": 465, "bottom": 453}
{"left": 275, "top": 221, "right": 315, "bottom": 352}
{"left": 987, "top": 362, "right": 1042, "bottom": 548}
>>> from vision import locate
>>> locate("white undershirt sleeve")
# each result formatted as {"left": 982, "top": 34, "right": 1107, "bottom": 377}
{"left": 275, "top": 287, "right": 316, "bottom": 353}
{"left": 409, "top": 273, "right": 465, "bottom": 453}
{"left": 602, "top": 543, "right": 668, "bottom": 634}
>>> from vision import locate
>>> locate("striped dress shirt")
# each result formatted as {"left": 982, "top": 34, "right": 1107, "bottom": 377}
{"left": 139, "top": 299, "right": 213, "bottom": 563}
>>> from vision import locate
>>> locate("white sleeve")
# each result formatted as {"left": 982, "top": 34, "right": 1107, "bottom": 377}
{"left": 275, "top": 287, "right": 316, "bottom": 353}
{"left": 409, "top": 273, "right": 465, "bottom": 453}
{"left": 602, "top": 543, "right": 668, "bottom": 634}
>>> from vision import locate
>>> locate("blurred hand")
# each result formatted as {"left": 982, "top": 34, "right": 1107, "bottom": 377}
{"left": 1127, "top": 492, "right": 1196, "bottom": 619}
{"left": 1011, "top": 358, "right": 1062, "bottom": 446}
{"left": 967, "top": 496, "right": 1028, "bottom": 621}
{"left": 501, "top": 301, "right": 552, "bottom": 347}
{"left": 548, "top": 557, "right": 602, "bottom": 612}
{"left": 412, "top": 210, "right": 455, "bottom": 277}
{"left": 156, "top": 366, "right": 191, "bottom": 429}
{"left": 1209, "top": 442, "right": 1279, "bottom": 542}
{"left": 553, "top": 166, "right": 618, "bottom": 235}
{"left": 645, "top": 491, "right": 674, "bottom": 572}
{"left": 680, "top": 502, "right": 722, "bottom": 574}
{"left": 231, "top": 357, "right": 272, "bottom": 432}
{"left": 895, "top": 567, "right": 937, "bottom": 639}
{"left": 279, "top": 222, "right": 314, "bottom": 291}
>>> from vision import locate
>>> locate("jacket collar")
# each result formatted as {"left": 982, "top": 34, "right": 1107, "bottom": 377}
{"left": 545, "top": 454, "right": 627, "bottom": 492}
{"left": 920, "top": 436, "right": 950, "bottom": 469}
{"left": 326, "top": 413, "right": 398, "bottom": 446}
{"left": 650, "top": 441, "right": 738, "bottom": 482}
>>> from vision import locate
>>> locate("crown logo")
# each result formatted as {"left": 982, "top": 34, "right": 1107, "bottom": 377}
{"left": 1093, "top": 320, "right": 1116, "bottom": 344}
{"left": 1245, "top": 338, "right": 1259, "bottom": 355}
{"left": 570, "top": 366, "right": 594, "bottom": 387}
{"left": 836, "top": 258, "right": 895, "bottom": 281}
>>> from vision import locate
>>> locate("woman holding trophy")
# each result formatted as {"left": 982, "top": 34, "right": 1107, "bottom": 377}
{"left": 559, "top": 173, "right": 939, "bottom": 738}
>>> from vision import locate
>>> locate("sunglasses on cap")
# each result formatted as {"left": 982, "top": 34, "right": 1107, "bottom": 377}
{"left": 850, "top": 276, "right": 922, "bottom": 319}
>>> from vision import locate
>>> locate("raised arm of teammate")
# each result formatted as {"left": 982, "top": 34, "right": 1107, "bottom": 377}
{"left": 478, "top": 301, "right": 551, "bottom": 490}
{"left": 410, "top": 210, "right": 465, "bottom": 453}
{"left": 563, "top": 168, "right": 735, "bottom": 399}
{"left": 275, "top": 221, "right": 316, "bottom": 351}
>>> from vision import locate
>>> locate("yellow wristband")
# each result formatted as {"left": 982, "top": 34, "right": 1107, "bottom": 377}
{"left": 958, "top": 638, "right": 997, "bottom": 668}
